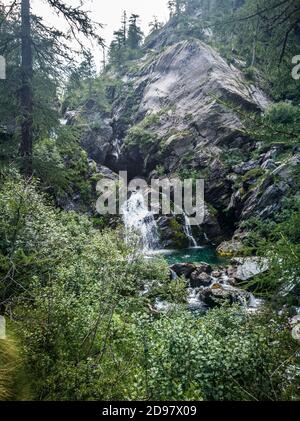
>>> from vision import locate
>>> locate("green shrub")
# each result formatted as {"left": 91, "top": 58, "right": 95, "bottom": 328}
{"left": 1, "top": 177, "right": 299, "bottom": 401}
{"left": 125, "top": 115, "right": 161, "bottom": 148}
{"left": 0, "top": 177, "right": 171, "bottom": 400}
{"left": 125, "top": 125, "right": 159, "bottom": 147}
{"left": 135, "top": 307, "right": 300, "bottom": 401}
{"left": 243, "top": 66, "right": 256, "bottom": 81}
{"left": 264, "top": 103, "right": 299, "bottom": 125}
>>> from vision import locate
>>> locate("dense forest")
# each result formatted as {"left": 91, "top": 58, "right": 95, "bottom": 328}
{"left": 0, "top": 0, "right": 300, "bottom": 402}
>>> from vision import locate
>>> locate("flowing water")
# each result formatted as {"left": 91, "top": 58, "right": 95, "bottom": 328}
{"left": 121, "top": 192, "right": 221, "bottom": 264}
{"left": 121, "top": 191, "right": 160, "bottom": 252}
{"left": 121, "top": 194, "right": 261, "bottom": 312}
{"left": 183, "top": 214, "right": 198, "bottom": 248}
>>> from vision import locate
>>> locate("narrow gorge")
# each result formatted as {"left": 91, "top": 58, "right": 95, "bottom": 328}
{"left": 61, "top": 23, "right": 299, "bottom": 314}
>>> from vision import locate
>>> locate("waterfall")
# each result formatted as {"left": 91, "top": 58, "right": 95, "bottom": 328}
{"left": 183, "top": 214, "right": 198, "bottom": 248}
{"left": 121, "top": 191, "right": 160, "bottom": 252}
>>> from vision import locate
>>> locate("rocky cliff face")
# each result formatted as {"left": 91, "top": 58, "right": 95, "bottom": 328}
{"left": 65, "top": 35, "right": 298, "bottom": 248}
{"left": 111, "top": 39, "right": 268, "bottom": 175}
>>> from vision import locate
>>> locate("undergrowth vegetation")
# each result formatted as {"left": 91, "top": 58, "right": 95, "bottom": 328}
{"left": 0, "top": 0, "right": 300, "bottom": 403}
{"left": 0, "top": 177, "right": 299, "bottom": 401}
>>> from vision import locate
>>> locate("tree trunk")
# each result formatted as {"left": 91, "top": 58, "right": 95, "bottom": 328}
{"left": 20, "top": 0, "right": 33, "bottom": 177}
{"left": 251, "top": 18, "right": 260, "bottom": 67}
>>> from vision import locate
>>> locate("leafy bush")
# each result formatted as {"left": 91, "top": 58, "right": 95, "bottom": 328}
{"left": 135, "top": 307, "right": 300, "bottom": 401}
{"left": 222, "top": 149, "right": 245, "bottom": 168}
{"left": 0, "top": 176, "right": 170, "bottom": 400}
{"left": 1, "top": 177, "right": 299, "bottom": 401}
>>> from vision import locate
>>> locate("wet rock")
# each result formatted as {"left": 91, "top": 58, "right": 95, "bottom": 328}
{"left": 200, "top": 283, "right": 251, "bottom": 308}
{"left": 80, "top": 116, "right": 113, "bottom": 165}
{"left": 211, "top": 271, "right": 222, "bottom": 278}
{"left": 241, "top": 154, "right": 300, "bottom": 221}
{"left": 227, "top": 278, "right": 237, "bottom": 286}
{"left": 88, "top": 161, "right": 119, "bottom": 181}
{"left": 163, "top": 133, "right": 195, "bottom": 157}
{"left": 290, "top": 316, "right": 300, "bottom": 341}
{"left": 189, "top": 271, "right": 212, "bottom": 288}
{"left": 226, "top": 189, "right": 243, "bottom": 216}
{"left": 261, "top": 147, "right": 280, "bottom": 162}
{"left": 64, "top": 32, "right": 295, "bottom": 251}
{"left": 196, "top": 263, "right": 213, "bottom": 274}
{"left": 271, "top": 153, "right": 300, "bottom": 181}
{"left": 290, "top": 315, "right": 300, "bottom": 326}
{"left": 241, "top": 182, "right": 287, "bottom": 220}
{"left": 110, "top": 38, "right": 268, "bottom": 179}
{"left": 170, "top": 263, "right": 197, "bottom": 279}
{"left": 226, "top": 265, "right": 238, "bottom": 277}
{"left": 157, "top": 216, "right": 189, "bottom": 249}
{"left": 292, "top": 324, "right": 300, "bottom": 341}
{"left": 199, "top": 204, "right": 223, "bottom": 244}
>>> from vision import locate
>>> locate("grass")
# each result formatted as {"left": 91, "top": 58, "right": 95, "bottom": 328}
{"left": 0, "top": 323, "right": 31, "bottom": 401}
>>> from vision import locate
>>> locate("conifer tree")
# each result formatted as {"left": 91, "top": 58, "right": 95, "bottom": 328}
{"left": 1, "top": 0, "right": 103, "bottom": 176}
{"left": 149, "top": 16, "right": 163, "bottom": 33}
{"left": 127, "top": 14, "right": 143, "bottom": 50}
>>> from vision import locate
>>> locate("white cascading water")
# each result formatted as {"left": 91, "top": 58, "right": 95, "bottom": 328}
{"left": 121, "top": 191, "right": 160, "bottom": 252}
{"left": 183, "top": 214, "right": 198, "bottom": 248}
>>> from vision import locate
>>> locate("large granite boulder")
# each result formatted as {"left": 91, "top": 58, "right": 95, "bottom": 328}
{"left": 232, "top": 257, "right": 269, "bottom": 281}
{"left": 200, "top": 283, "right": 251, "bottom": 308}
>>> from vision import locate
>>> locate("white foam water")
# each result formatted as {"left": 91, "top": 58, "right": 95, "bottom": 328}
{"left": 183, "top": 214, "right": 198, "bottom": 248}
{"left": 121, "top": 191, "right": 160, "bottom": 252}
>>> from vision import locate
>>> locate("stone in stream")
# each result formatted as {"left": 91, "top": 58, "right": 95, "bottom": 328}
{"left": 227, "top": 278, "right": 237, "bottom": 286}
{"left": 196, "top": 263, "right": 213, "bottom": 274}
{"left": 170, "top": 263, "right": 197, "bottom": 278}
{"left": 189, "top": 271, "right": 212, "bottom": 288}
{"left": 211, "top": 270, "right": 222, "bottom": 278}
{"left": 200, "top": 283, "right": 251, "bottom": 308}
{"left": 171, "top": 262, "right": 213, "bottom": 280}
